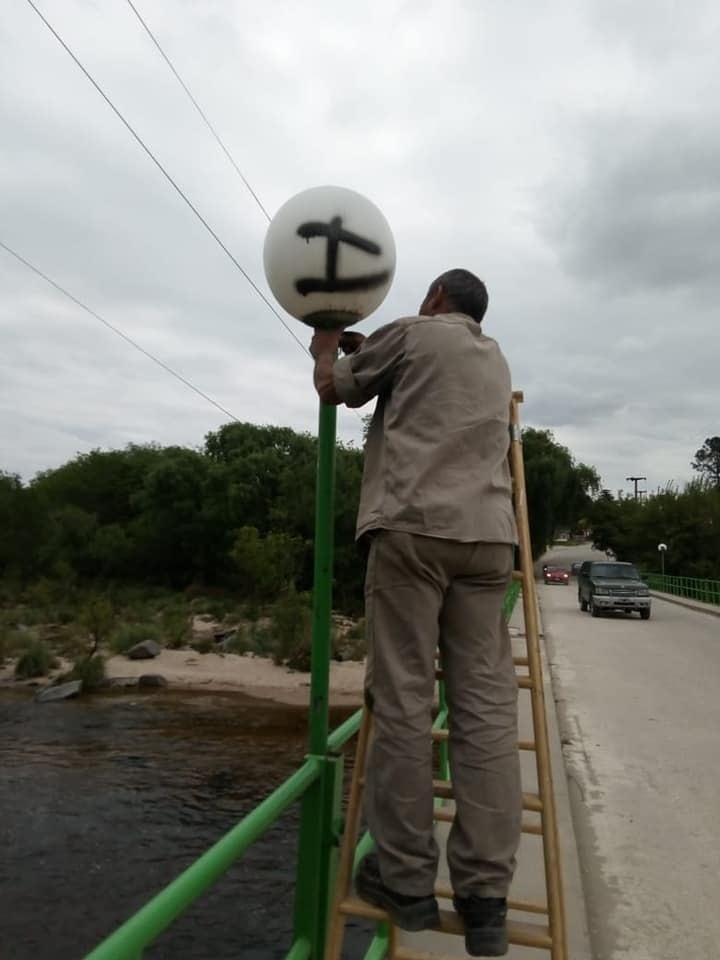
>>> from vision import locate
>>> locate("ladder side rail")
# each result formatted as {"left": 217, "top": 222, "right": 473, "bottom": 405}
{"left": 509, "top": 394, "right": 567, "bottom": 960}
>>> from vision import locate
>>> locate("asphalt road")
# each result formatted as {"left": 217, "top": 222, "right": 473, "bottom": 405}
{"left": 540, "top": 546, "right": 720, "bottom": 960}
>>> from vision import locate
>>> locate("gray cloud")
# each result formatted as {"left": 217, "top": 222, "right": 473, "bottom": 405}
{"left": 545, "top": 117, "right": 720, "bottom": 295}
{"left": 1, "top": 0, "right": 718, "bottom": 500}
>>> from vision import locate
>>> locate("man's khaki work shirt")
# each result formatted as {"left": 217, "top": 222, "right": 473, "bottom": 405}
{"left": 333, "top": 312, "right": 517, "bottom": 544}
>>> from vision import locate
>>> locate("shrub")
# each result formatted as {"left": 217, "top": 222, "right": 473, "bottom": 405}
{"left": 271, "top": 588, "right": 311, "bottom": 667}
{"left": 342, "top": 619, "right": 367, "bottom": 660}
{"left": 70, "top": 654, "right": 106, "bottom": 693}
{"left": 161, "top": 608, "right": 190, "bottom": 649}
{"left": 0, "top": 616, "right": 24, "bottom": 663}
{"left": 248, "top": 622, "right": 273, "bottom": 655}
{"left": 190, "top": 636, "right": 214, "bottom": 654}
{"left": 14, "top": 640, "right": 57, "bottom": 679}
{"left": 222, "top": 624, "right": 276, "bottom": 656}
{"left": 221, "top": 628, "right": 254, "bottom": 655}
{"left": 190, "top": 597, "right": 234, "bottom": 620}
{"left": 78, "top": 596, "right": 115, "bottom": 647}
{"left": 109, "top": 622, "right": 162, "bottom": 655}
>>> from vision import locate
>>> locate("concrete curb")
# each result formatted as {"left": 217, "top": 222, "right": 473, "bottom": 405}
{"left": 538, "top": 603, "right": 594, "bottom": 960}
{"left": 650, "top": 591, "right": 720, "bottom": 618}
{"left": 510, "top": 590, "right": 593, "bottom": 959}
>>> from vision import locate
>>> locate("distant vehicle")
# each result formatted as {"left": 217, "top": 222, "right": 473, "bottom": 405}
{"left": 570, "top": 561, "right": 582, "bottom": 577}
{"left": 577, "top": 561, "right": 651, "bottom": 619}
{"left": 544, "top": 565, "right": 570, "bottom": 585}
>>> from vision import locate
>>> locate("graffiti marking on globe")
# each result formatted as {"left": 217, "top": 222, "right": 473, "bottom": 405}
{"left": 264, "top": 186, "right": 396, "bottom": 329}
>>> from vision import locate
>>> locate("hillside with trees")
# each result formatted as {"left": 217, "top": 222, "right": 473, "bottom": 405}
{"left": 11, "top": 419, "right": 712, "bottom": 688}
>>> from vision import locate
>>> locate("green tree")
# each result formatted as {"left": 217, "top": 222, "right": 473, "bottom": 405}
{"left": 588, "top": 482, "right": 720, "bottom": 578}
{"left": 130, "top": 448, "right": 217, "bottom": 586}
{"left": 230, "top": 526, "right": 303, "bottom": 603}
{"left": 691, "top": 437, "right": 720, "bottom": 487}
{"left": 521, "top": 429, "right": 600, "bottom": 557}
{"left": 0, "top": 472, "right": 48, "bottom": 580}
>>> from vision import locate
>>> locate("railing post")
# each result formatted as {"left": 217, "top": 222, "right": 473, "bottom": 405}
{"left": 293, "top": 398, "right": 339, "bottom": 958}
{"left": 293, "top": 754, "right": 344, "bottom": 958}
{"left": 438, "top": 679, "right": 450, "bottom": 782}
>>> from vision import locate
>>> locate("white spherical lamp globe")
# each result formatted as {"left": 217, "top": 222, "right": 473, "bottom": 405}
{"left": 263, "top": 185, "right": 396, "bottom": 329}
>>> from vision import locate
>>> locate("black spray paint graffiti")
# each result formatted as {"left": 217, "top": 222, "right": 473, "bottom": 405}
{"left": 295, "top": 216, "right": 390, "bottom": 295}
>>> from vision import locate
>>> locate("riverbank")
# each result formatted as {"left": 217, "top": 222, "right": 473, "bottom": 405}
{"left": 0, "top": 648, "right": 366, "bottom": 706}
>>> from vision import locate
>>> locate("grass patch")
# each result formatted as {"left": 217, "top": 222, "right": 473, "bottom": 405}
{"left": 161, "top": 608, "right": 190, "bottom": 649}
{"left": 14, "top": 640, "right": 58, "bottom": 679}
{"left": 271, "top": 589, "right": 312, "bottom": 667}
{"left": 190, "top": 636, "right": 214, "bottom": 654}
{"left": 68, "top": 654, "right": 106, "bottom": 693}
{"left": 109, "top": 622, "right": 162, "bottom": 655}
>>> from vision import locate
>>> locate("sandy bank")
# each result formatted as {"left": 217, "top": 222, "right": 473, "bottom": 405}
{"left": 0, "top": 649, "right": 366, "bottom": 708}
{"left": 107, "top": 650, "right": 366, "bottom": 706}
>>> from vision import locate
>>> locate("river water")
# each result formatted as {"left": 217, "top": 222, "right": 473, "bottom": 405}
{"left": 0, "top": 688, "right": 371, "bottom": 960}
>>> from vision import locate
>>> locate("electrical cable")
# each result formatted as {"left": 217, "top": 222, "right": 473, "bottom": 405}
{"left": 0, "top": 238, "right": 240, "bottom": 422}
{"left": 23, "top": 0, "right": 308, "bottom": 358}
{"left": 124, "top": 0, "right": 271, "bottom": 222}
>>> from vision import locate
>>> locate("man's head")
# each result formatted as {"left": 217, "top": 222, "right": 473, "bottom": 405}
{"left": 419, "top": 268, "right": 489, "bottom": 323}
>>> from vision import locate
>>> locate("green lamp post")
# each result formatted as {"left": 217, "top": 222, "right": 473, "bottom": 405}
{"left": 263, "top": 185, "right": 395, "bottom": 957}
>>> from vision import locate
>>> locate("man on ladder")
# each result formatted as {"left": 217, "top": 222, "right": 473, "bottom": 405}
{"left": 311, "top": 268, "right": 521, "bottom": 957}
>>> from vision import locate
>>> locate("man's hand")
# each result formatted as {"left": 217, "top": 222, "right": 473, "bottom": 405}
{"left": 310, "top": 329, "right": 341, "bottom": 360}
{"left": 310, "top": 329, "right": 341, "bottom": 404}
{"left": 339, "top": 331, "right": 366, "bottom": 355}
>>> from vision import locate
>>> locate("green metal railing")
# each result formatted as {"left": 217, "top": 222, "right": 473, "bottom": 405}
{"left": 84, "top": 586, "right": 520, "bottom": 960}
{"left": 644, "top": 573, "right": 720, "bottom": 607}
{"left": 83, "top": 396, "right": 523, "bottom": 960}
{"left": 503, "top": 579, "right": 521, "bottom": 620}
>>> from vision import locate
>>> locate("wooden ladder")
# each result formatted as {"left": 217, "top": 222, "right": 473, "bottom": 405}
{"left": 325, "top": 391, "right": 567, "bottom": 960}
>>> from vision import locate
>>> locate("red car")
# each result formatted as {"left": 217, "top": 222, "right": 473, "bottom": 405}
{"left": 544, "top": 565, "right": 570, "bottom": 585}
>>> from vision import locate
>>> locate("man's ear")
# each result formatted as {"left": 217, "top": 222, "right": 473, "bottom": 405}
{"left": 428, "top": 284, "right": 446, "bottom": 313}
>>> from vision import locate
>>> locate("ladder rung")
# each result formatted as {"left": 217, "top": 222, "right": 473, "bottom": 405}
{"left": 430, "top": 729, "right": 536, "bottom": 752}
{"left": 512, "top": 570, "right": 524, "bottom": 581}
{"left": 513, "top": 656, "right": 529, "bottom": 666}
{"left": 434, "top": 884, "right": 548, "bottom": 915}
{"left": 433, "top": 780, "right": 542, "bottom": 813}
{"left": 434, "top": 808, "right": 542, "bottom": 834}
{"left": 339, "top": 899, "right": 552, "bottom": 951}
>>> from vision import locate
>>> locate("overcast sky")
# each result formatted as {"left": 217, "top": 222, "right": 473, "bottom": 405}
{"left": 2, "top": 0, "right": 719, "bottom": 496}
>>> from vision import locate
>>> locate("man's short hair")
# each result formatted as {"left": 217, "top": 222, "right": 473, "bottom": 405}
{"left": 429, "top": 268, "right": 489, "bottom": 323}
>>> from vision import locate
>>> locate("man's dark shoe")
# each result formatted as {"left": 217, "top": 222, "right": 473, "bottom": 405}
{"left": 453, "top": 895, "right": 508, "bottom": 957}
{"left": 355, "top": 854, "right": 440, "bottom": 932}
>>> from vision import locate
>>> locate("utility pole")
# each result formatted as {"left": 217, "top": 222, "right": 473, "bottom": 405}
{"left": 626, "top": 475, "right": 646, "bottom": 500}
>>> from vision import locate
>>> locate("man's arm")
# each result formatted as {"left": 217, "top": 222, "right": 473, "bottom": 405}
{"left": 310, "top": 321, "right": 405, "bottom": 408}
{"left": 310, "top": 330, "right": 341, "bottom": 405}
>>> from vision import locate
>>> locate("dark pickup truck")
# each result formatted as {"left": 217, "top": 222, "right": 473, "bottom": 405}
{"left": 578, "top": 561, "right": 651, "bottom": 620}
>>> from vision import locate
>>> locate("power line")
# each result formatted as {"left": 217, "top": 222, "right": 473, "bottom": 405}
{"left": 124, "top": 0, "right": 270, "bottom": 222}
{"left": 0, "top": 238, "right": 240, "bottom": 423}
{"left": 23, "top": 0, "right": 308, "bottom": 358}
{"left": 21, "top": 1, "right": 366, "bottom": 430}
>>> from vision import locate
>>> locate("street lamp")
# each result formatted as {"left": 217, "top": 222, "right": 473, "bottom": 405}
{"left": 658, "top": 542, "right": 668, "bottom": 577}
{"left": 263, "top": 187, "right": 395, "bottom": 955}
{"left": 263, "top": 185, "right": 395, "bottom": 753}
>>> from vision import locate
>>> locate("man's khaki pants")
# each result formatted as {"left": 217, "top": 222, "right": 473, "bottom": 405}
{"left": 363, "top": 530, "right": 522, "bottom": 898}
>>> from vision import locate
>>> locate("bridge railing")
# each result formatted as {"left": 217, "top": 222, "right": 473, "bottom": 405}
{"left": 83, "top": 584, "right": 521, "bottom": 960}
{"left": 644, "top": 573, "right": 720, "bottom": 606}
